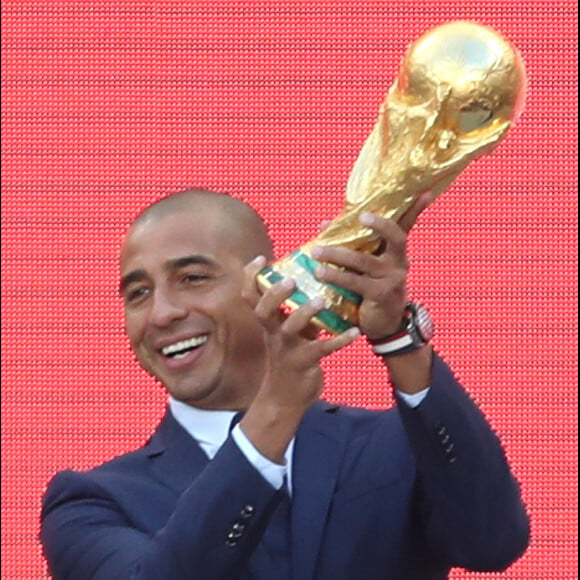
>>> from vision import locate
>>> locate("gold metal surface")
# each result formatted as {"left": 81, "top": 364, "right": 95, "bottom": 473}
{"left": 258, "top": 21, "right": 527, "bottom": 333}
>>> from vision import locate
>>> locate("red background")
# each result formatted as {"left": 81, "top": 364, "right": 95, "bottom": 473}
{"left": 1, "top": 1, "right": 577, "bottom": 578}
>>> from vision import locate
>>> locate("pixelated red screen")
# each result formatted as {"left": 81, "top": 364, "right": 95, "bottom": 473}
{"left": 1, "top": 1, "right": 577, "bottom": 578}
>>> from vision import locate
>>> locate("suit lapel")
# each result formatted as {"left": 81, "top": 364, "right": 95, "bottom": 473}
{"left": 146, "top": 409, "right": 210, "bottom": 495}
{"left": 291, "top": 401, "right": 346, "bottom": 580}
{"left": 143, "top": 404, "right": 347, "bottom": 580}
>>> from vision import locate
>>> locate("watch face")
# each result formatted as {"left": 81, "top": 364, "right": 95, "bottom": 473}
{"left": 413, "top": 303, "right": 434, "bottom": 342}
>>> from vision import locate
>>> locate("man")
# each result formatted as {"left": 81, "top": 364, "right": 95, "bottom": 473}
{"left": 41, "top": 188, "right": 530, "bottom": 579}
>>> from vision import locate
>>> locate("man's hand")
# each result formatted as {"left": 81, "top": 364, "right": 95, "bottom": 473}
{"left": 239, "top": 256, "right": 359, "bottom": 463}
{"left": 312, "top": 193, "right": 434, "bottom": 394}
{"left": 311, "top": 192, "right": 433, "bottom": 340}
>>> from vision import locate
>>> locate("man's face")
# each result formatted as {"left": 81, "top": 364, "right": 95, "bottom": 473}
{"left": 120, "top": 209, "right": 268, "bottom": 410}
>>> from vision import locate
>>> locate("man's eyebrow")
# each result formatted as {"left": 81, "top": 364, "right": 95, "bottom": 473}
{"left": 166, "top": 255, "right": 215, "bottom": 271}
{"left": 119, "top": 270, "right": 147, "bottom": 295}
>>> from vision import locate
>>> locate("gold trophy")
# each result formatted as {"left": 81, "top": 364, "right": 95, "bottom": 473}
{"left": 257, "top": 21, "right": 527, "bottom": 334}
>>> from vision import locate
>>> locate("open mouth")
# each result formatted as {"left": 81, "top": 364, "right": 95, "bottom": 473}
{"left": 161, "top": 336, "right": 208, "bottom": 359}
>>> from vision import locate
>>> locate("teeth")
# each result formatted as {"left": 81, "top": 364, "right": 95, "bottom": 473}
{"left": 161, "top": 336, "right": 208, "bottom": 356}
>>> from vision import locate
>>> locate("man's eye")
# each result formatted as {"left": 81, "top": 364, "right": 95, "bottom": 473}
{"left": 183, "top": 273, "right": 209, "bottom": 284}
{"left": 125, "top": 287, "right": 149, "bottom": 303}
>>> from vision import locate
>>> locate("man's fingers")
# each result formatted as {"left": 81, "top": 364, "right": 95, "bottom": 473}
{"left": 254, "top": 277, "right": 296, "bottom": 331}
{"left": 314, "top": 261, "right": 367, "bottom": 295}
{"left": 242, "top": 255, "right": 268, "bottom": 307}
{"left": 281, "top": 297, "right": 325, "bottom": 336}
{"left": 312, "top": 327, "right": 360, "bottom": 358}
{"left": 312, "top": 244, "right": 383, "bottom": 278}
{"left": 359, "top": 212, "right": 407, "bottom": 253}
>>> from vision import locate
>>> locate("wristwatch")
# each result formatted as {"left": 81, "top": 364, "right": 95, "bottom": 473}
{"left": 369, "top": 302, "right": 434, "bottom": 357}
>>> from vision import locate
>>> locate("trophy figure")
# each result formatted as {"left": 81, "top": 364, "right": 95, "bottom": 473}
{"left": 257, "top": 21, "right": 527, "bottom": 334}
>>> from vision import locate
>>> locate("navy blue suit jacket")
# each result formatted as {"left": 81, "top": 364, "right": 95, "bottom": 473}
{"left": 41, "top": 355, "right": 529, "bottom": 579}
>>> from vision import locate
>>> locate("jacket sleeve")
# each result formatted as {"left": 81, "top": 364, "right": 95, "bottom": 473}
{"left": 395, "top": 352, "right": 530, "bottom": 572}
{"left": 41, "top": 437, "right": 283, "bottom": 580}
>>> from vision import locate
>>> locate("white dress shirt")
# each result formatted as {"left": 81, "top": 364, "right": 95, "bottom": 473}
{"left": 169, "top": 397, "right": 292, "bottom": 492}
{"left": 168, "top": 388, "right": 428, "bottom": 495}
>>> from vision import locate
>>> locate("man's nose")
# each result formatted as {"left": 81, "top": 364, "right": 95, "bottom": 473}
{"left": 149, "top": 289, "right": 188, "bottom": 327}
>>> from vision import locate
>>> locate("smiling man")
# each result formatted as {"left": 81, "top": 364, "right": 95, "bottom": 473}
{"left": 41, "top": 188, "right": 530, "bottom": 579}
{"left": 119, "top": 192, "right": 274, "bottom": 412}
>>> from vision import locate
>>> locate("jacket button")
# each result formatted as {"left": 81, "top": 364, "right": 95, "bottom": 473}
{"left": 226, "top": 532, "right": 241, "bottom": 547}
{"left": 226, "top": 528, "right": 240, "bottom": 545}
{"left": 225, "top": 520, "right": 247, "bottom": 546}
{"left": 444, "top": 443, "right": 457, "bottom": 462}
{"left": 240, "top": 504, "right": 255, "bottom": 518}
{"left": 434, "top": 423, "right": 447, "bottom": 437}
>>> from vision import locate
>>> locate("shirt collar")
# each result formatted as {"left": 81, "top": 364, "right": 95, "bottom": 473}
{"left": 168, "top": 396, "right": 237, "bottom": 451}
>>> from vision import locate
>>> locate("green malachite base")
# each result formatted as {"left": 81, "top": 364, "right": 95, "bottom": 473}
{"left": 257, "top": 250, "right": 362, "bottom": 335}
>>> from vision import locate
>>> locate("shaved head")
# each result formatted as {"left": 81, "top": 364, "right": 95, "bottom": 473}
{"left": 129, "top": 189, "right": 274, "bottom": 262}
{"left": 119, "top": 188, "right": 274, "bottom": 410}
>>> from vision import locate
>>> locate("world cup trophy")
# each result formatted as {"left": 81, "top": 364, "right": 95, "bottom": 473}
{"left": 257, "top": 21, "right": 527, "bottom": 334}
